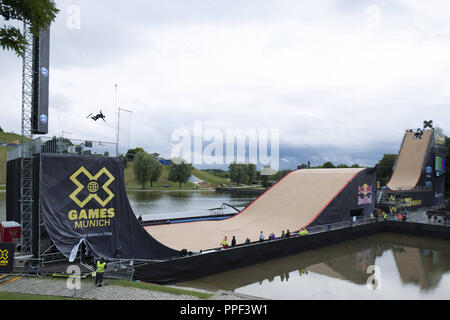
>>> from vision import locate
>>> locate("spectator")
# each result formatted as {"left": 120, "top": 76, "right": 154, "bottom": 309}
{"left": 113, "top": 245, "right": 123, "bottom": 270}
{"left": 231, "top": 236, "right": 236, "bottom": 247}
{"left": 114, "top": 245, "right": 122, "bottom": 259}
{"left": 245, "top": 238, "right": 251, "bottom": 245}
{"left": 259, "top": 231, "right": 265, "bottom": 242}
{"left": 269, "top": 232, "right": 275, "bottom": 240}
{"left": 286, "top": 229, "right": 291, "bottom": 238}
{"left": 221, "top": 236, "right": 229, "bottom": 249}
{"left": 281, "top": 230, "right": 286, "bottom": 238}
{"left": 299, "top": 228, "right": 308, "bottom": 236}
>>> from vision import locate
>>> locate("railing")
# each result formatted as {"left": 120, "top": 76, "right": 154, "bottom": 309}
{"left": 7, "top": 136, "right": 118, "bottom": 161}
{"left": 38, "top": 136, "right": 117, "bottom": 157}
{"left": 114, "top": 212, "right": 449, "bottom": 272}
{"left": 102, "top": 260, "right": 135, "bottom": 281}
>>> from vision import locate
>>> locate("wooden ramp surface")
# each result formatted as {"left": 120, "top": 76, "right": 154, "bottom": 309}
{"left": 145, "top": 168, "right": 363, "bottom": 251}
{"left": 387, "top": 129, "right": 433, "bottom": 191}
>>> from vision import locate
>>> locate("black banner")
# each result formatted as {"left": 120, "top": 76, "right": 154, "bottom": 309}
{"left": 310, "top": 168, "right": 376, "bottom": 226}
{"left": 32, "top": 28, "right": 50, "bottom": 134}
{"left": 40, "top": 154, "right": 179, "bottom": 260}
{"left": 0, "top": 243, "right": 15, "bottom": 273}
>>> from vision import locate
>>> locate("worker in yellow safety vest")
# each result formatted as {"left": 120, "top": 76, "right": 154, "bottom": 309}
{"left": 95, "top": 258, "right": 107, "bottom": 287}
{"left": 221, "top": 236, "right": 229, "bottom": 249}
{"left": 299, "top": 229, "right": 308, "bottom": 236}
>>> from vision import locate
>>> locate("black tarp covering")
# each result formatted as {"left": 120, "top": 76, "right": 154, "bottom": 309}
{"left": 309, "top": 168, "right": 376, "bottom": 226}
{"left": 40, "top": 154, "right": 179, "bottom": 260}
{"left": 6, "top": 158, "right": 21, "bottom": 223}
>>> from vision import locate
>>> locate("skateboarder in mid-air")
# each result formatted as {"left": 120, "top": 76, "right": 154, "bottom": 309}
{"left": 86, "top": 110, "right": 106, "bottom": 122}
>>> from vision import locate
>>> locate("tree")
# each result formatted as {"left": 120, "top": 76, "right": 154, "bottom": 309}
{"left": 246, "top": 163, "right": 257, "bottom": 184}
{"left": 0, "top": 0, "right": 59, "bottom": 57}
{"left": 168, "top": 161, "right": 193, "bottom": 188}
{"left": 126, "top": 147, "right": 145, "bottom": 161}
{"left": 119, "top": 154, "right": 128, "bottom": 169}
{"left": 376, "top": 154, "right": 397, "bottom": 184}
{"left": 133, "top": 151, "right": 158, "bottom": 189}
{"left": 0, "top": 126, "right": 3, "bottom": 132}
{"left": 322, "top": 161, "right": 335, "bottom": 168}
{"left": 148, "top": 157, "right": 162, "bottom": 187}
{"left": 273, "top": 169, "right": 291, "bottom": 182}
{"left": 229, "top": 163, "right": 249, "bottom": 186}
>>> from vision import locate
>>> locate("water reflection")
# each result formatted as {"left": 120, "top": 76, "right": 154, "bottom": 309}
{"left": 179, "top": 233, "right": 450, "bottom": 299}
{"left": 393, "top": 246, "right": 450, "bottom": 291}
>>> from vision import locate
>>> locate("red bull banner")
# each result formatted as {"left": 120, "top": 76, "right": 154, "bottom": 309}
{"left": 358, "top": 184, "right": 373, "bottom": 205}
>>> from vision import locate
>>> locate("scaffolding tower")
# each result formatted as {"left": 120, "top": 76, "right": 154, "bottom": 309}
{"left": 20, "top": 22, "right": 35, "bottom": 254}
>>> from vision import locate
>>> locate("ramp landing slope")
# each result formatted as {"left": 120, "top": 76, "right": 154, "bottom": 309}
{"left": 146, "top": 168, "right": 375, "bottom": 252}
{"left": 387, "top": 129, "right": 433, "bottom": 191}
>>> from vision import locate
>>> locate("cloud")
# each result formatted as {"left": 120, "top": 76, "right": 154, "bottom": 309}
{"left": 0, "top": 1, "right": 449, "bottom": 169}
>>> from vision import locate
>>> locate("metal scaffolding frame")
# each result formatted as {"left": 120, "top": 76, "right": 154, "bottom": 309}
{"left": 20, "top": 22, "right": 35, "bottom": 254}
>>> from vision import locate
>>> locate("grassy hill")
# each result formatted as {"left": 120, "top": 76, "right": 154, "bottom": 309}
{"left": 0, "top": 146, "right": 9, "bottom": 185}
{"left": 124, "top": 162, "right": 229, "bottom": 190}
{"left": 192, "top": 169, "right": 229, "bottom": 186}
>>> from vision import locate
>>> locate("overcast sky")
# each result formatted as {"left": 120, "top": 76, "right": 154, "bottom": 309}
{"left": 1, "top": 0, "right": 450, "bottom": 169}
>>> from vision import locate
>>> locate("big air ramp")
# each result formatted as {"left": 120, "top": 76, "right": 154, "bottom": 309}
{"left": 145, "top": 168, "right": 376, "bottom": 252}
{"left": 387, "top": 129, "right": 433, "bottom": 191}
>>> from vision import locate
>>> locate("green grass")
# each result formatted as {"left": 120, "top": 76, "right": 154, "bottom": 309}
{"left": 192, "top": 169, "right": 229, "bottom": 186}
{"left": 0, "top": 131, "right": 24, "bottom": 144}
{"left": 124, "top": 162, "right": 229, "bottom": 190}
{"left": 109, "top": 279, "right": 212, "bottom": 299}
{"left": 0, "top": 146, "right": 11, "bottom": 185}
{"left": 0, "top": 291, "right": 82, "bottom": 300}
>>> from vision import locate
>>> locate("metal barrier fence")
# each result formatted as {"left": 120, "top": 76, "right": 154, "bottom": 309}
{"left": 7, "top": 136, "right": 117, "bottom": 161}
{"left": 102, "top": 260, "right": 135, "bottom": 281}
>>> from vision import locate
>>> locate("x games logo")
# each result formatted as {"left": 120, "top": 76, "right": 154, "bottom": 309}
{"left": 0, "top": 249, "right": 8, "bottom": 266}
{"left": 69, "top": 166, "right": 115, "bottom": 208}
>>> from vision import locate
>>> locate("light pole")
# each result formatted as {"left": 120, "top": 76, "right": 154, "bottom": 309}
{"left": 117, "top": 107, "right": 133, "bottom": 156}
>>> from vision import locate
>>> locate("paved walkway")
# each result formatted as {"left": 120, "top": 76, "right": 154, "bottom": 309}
{"left": 0, "top": 275, "right": 263, "bottom": 300}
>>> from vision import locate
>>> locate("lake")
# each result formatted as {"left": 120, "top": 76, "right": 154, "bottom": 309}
{"left": 179, "top": 233, "right": 450, "bottom": 300}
